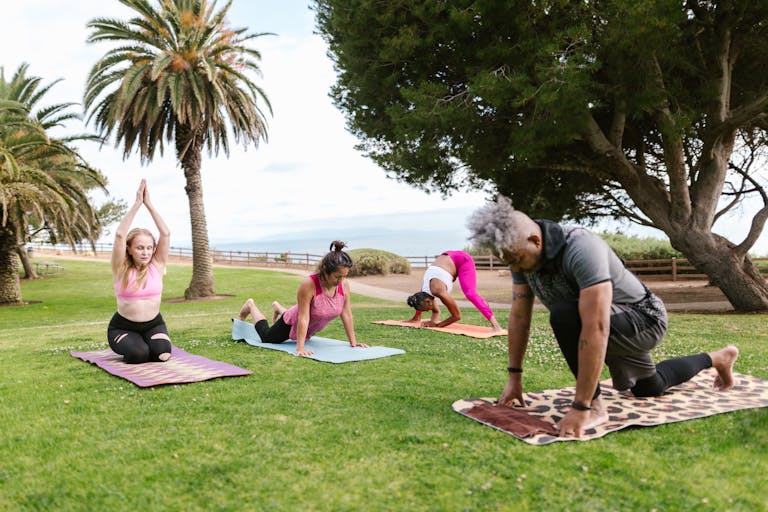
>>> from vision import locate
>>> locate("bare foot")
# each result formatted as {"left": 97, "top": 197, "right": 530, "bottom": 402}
{"left": 239, "top": 298, "right": 255, "bottom": 321}
{"left": 583, "top": 397, "right": 609, "bottom": 431}
{"left": 710, "top": 345, "right": 739, "bottom": 391}
{"left": 489, "top": 327, "right": 506, "bottom": 335}
{"left": 271, "top": 301, "right": 286, "bottom": 322}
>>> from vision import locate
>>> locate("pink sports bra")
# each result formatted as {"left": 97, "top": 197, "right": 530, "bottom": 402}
{"left": 114, "top": 262, "right": 163, "bottom": 301}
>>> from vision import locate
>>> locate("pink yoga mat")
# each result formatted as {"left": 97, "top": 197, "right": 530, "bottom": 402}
{"left": 71, "top": 346, "right": 252, "bottom": 387}
{"left": 373, "top": 320, "right": 507, "bottom": 338}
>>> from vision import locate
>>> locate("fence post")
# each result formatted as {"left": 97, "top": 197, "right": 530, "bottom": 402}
{"left": 671, "top": 257, "right": 677, "bottom": 282}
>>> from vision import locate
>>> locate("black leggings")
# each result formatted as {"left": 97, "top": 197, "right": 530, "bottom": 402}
{"left": 107, "top": 312, "right": 172, "bottom": 364}
{"left": 631, "top": 355, "right": 712, "bottom": 397}
{"left": 254, "top": 315, "right": 292, "bottom": 344}
{"left": 549, "top": 301, "right": 712, "bottom": 398}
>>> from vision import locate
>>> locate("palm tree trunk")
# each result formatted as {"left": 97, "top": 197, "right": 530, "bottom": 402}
{"left": 177, "top": 125, "right": 216, "bottom": 299}
{"left": 16, "top": 244, "right": 39, "bottom": 279}
{"left": 0, "top": 228, "right": 23, "bottom": 304}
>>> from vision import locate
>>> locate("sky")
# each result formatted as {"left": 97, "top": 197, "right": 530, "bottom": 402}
{"left": 0, "top": 0, "right": 488, "bottom": 254}
{"left": 1, "top": 1, "right": 766, "bottom": 255}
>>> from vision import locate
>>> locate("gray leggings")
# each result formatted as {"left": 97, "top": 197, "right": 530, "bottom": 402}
{"left": 549, "top": 301, "right": 711, "bottom": 397}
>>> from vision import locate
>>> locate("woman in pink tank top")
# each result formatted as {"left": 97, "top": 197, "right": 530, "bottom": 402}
{"left": 107, "top": 179, "right": 173, "bottom": 363}
{"left": 238, "top": 241, "right": 368, "bottom": 357}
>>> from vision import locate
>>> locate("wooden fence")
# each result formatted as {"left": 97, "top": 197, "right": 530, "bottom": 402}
{"left": 28, "top": 242, "right": 768, "bottom": 281}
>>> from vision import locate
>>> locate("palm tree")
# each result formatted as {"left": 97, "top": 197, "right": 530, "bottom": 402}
{"left": 0, "top": 99, "right": 33, "bottom": 302}
{"left": 1, "top": 64, "right": 106, "bottom": 280}
{"left": 84, "top": 0, "right": 271, "bottom": 299}
{"left": 0, "top": 85, "right": 105, "bottom": 304}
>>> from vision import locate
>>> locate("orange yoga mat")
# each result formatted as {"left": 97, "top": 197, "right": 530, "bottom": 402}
{"left": 372, "top": 320, "right": 507, "bottom": 338}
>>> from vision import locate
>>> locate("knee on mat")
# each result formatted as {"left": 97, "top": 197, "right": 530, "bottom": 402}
{"left": 149, "top": 334, "right": 172, "bottom": 360}
{"left": 123, "top": 344, "right": 151, "bottom": 364}
{"left": 631, "top": 373, "right": 666, "bottom": 397}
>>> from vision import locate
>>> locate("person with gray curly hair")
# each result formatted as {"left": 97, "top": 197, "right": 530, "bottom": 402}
{"left": 466, "top": 196, "right": 538, "bottom": 259}
{"left": 466, "top": 197, "right": 739, "bottom": 439}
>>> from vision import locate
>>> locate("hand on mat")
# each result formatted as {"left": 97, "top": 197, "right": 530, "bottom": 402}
{"left": 349, "top": 341, "right": 368, "bottom": 348}
{"left": 499, "top": 377, "right": 526, "bottom": 408}
{"left": 556, "top": 409, "right": 590, "bottom": 438}
{"left": 296, "top": 348, "right": 315, "bottom": 357}
{"left": 420, "top": 320, "right": 438, "bottom": 328}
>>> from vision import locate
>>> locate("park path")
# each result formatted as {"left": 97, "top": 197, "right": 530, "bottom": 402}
{"left": 253, "top": 265, "right": 733, "bottom": 313}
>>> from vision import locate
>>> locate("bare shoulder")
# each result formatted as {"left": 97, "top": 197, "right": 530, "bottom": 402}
{"left": 297, "top": 275, "right": 316, "bottom": 295}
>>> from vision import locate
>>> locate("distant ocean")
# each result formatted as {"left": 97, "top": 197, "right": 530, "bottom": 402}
{"left": 192, "top": 206, "right": 768, "bottom": 257}
{"left": 209, "top": 228, "right": 474, "bottom": 257}
{"left": 176, "top": 206, "right": 500, "bottom": 257}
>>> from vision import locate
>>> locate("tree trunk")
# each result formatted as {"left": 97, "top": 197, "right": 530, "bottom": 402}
{"left": 668, "top": 230, "right": 768, "bottom": 311}
{"left": 176, "top": 125, "right": 216, "bottom": 299}
{"left": 16, "top": 244, "right": 39, "bottom": 280}
{"left": 604, "top": 110, "right": 768, "bottom": 312}
{"left": 0, "top": 228, "right": 23, "bottom": 304}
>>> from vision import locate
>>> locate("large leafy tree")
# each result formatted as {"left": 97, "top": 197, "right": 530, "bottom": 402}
{"left": 315, "top": 0, "right": 768, "bottom": 311}
{"left": 84, "top": 0, "right": 271, "bottom": 299}
{"left": 0, "top": 65, "right": 105, "bottom": 304}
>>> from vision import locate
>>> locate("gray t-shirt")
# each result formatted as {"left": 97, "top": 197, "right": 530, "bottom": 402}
{"left": 512, "top": 221, "right": 647, "bottom": 309}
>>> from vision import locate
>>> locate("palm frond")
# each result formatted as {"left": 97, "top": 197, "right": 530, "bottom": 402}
{"left": 84, "top": 0, "right": 271, "bottom": 163}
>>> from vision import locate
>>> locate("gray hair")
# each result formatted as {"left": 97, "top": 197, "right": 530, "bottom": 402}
{"left": 467, "top": 197, "right": 537, "bottom": 256}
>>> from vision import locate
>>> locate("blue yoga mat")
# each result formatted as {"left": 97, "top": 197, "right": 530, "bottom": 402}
{"left": 231, "top": 319, "right": 405, "bottom": 363}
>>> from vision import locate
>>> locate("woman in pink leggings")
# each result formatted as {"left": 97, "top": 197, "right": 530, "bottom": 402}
{"left": 406, "top": 251, "right": 504, "bottom": 333}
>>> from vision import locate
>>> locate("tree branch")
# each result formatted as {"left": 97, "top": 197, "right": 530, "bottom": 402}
{"left": 580, "top": 113, "right": 628, "bottom": 177}
{"left": 709, "top": 23, "right": 732, "bottom": 123}
{"left": 727, "top": 161, "right": 768, "bottom": 255}
{"left": 713, "top": 177, "right": 746, "bottom": 223}
{"left": 648, "top": 54, "right": 691, "bottom": 222}
{"left": 736, "top": 204, "right": 768, "bottom": 256}
{"left": 608, "top": 94, "right": 626, "bottom": 150}
{"left": 722, "top": 93, "right": 768, "bottom": 132}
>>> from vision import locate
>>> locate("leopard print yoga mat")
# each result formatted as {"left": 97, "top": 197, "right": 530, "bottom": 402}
{"left": 452, "top": 369, "right": 768, "bottom": 445}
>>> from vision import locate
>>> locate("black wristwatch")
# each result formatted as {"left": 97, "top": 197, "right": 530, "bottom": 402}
{"left": 507, "top": 366, "right": 523, "bottom": 373}
{"left": 571, "top": 401, "right": 592, "bottom": 411}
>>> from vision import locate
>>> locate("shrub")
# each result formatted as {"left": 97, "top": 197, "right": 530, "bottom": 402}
{"left": 466, "top": 231, "right": 683, "bottom": 261}
{"left": 599, "top": 232, "right": 683, "bottom": 260}
{"left": 346, "top": 248, "right": 411, "bottom": 277}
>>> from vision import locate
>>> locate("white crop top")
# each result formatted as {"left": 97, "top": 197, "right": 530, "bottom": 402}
{"left": 422, "top": 265, "right": 454, "bottom": 294}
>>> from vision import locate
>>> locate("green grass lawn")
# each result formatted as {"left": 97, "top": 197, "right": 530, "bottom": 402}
{"left": 1, "top": 259, "right": 766, "bottom": 511}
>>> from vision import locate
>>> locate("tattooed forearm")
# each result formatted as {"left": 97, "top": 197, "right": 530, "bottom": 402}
{"left": 512, "top": 290, "right": 534, "bottom": 300}
{"left": 579, "top": 338, "right": 588, "bottom": 350}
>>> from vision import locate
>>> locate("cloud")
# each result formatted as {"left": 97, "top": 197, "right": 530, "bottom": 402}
{"left": 0, "top": 2, "right": 487, "bottom": 250}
